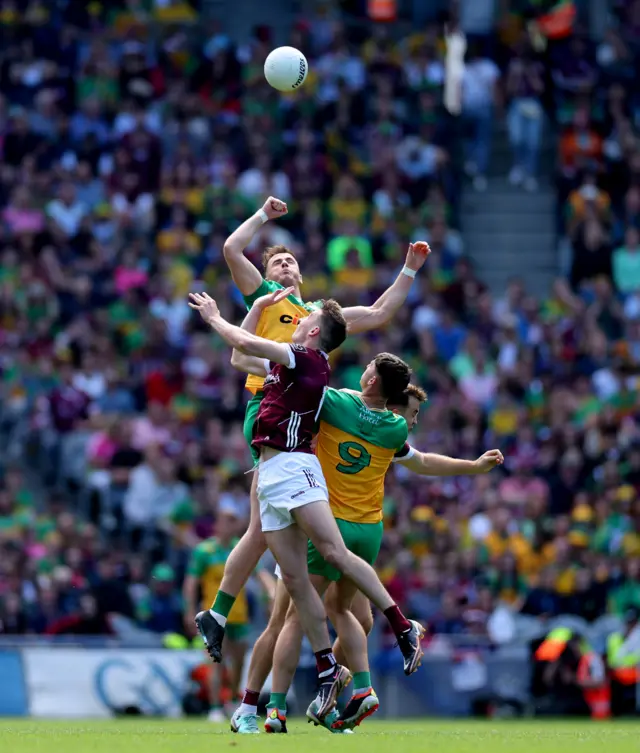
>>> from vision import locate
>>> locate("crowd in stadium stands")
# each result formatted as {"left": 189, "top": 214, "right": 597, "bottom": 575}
{"left": 1, "top": 0, "right": 640, "bottom": 643}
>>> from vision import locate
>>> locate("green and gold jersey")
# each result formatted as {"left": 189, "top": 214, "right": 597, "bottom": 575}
{"left": 187, "top": 537, "right": 248, "bottom": 624}
{"left": 316, "top": 388, "right": 408, "bottom": 524}
{"left": 242, "top": 279, "right": 322, "bottom": 394}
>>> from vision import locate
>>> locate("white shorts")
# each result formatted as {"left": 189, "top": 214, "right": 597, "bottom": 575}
{"left": 257, "top": 452, "right": 328, "bottom": 532}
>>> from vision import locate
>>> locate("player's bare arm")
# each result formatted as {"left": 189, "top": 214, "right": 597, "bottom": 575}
{"left": 189, "top": 292, "right": 293, "bottom": 366}
{"left": 230, "top": 353, "right": 268, "bottom": 377}
{"left": 342, "top": 241, "right": 431, "bottom": 335}
{"left": 230, "top": 286, "right": 295, "bottom": 376}
{"left": 223, "top": 196, "right": 288, "bottom": 295}
{"left": 397, "top": 448, "right": 504, "bottom": 476}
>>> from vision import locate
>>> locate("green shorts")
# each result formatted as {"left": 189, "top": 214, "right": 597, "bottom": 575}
{"left": 307, "top": 519, "right": 384, "bottom": 582}
{"left": 226, "top": 623, "right": 250, "bottom": 642}
{"left": 243, "top": 391, "right": 264, "bottom": 463}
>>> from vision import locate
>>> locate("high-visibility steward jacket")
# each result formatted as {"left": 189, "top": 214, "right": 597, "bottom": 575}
{"left": 607, "top": 632, "right": 640, "bottom": 685}
{"left": 162, "top": 633, "right": 201, "bottom": 650}
{"left": 535, "top": 627, "right": 573, "bottom": 662}
{"left": 368, "top": 0, "right": 396, "bottom": 22}
{"left": 190, "top": 663, "right": 233, "bottom": 705}
{"left": 577, "top": 652, "right": 611, "bottom": 719}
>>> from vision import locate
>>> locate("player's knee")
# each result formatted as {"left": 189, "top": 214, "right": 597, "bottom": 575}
{"left": 279, "top": 568, "right": 305, "bottom": 597}
{"left": 317, "top": 540, "right": 348, "bottom": 570}
{"left": 358, "top": 610, "right": 374, "bottom": 636}
{"left": 324, "top": 600, "right": 338, "bottom": 626}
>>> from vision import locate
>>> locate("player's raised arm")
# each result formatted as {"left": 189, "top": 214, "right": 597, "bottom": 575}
{"left": 230, "top": 351, "right": 268, "bottom": 377}
{"left": 230, "top": 287, "right": 295, "bottom": 376}
{"left": 223, "top": 196, "right": 288, "bottom": 295}
{"left": 189, "top": 292, "right": 294, "bottom": 367}
{"left": 395, "top": 447, "right": 504, "bottom": 476}
{"left": 342, "top": 242, "right": 431, "bottom": 335}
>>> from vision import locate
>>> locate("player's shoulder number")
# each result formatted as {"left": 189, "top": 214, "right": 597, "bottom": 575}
{"left": 290, "top": 343, "right": 307, "bottom": 353}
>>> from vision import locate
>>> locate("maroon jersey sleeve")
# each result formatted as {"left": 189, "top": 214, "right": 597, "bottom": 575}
{"left": 253, "top": 347, "right": 330, "bottom": 455}
{"left": 393, "top": 442, "right": 415, "bottom": 462}
{"left": 264, "top": 343, "right": 304, "bottom": 373}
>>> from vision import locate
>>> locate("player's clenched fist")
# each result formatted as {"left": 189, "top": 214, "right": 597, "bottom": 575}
{"left": 188, "top": 292, "right": 220, "bottom": 325}
{"left": 262, "top": 196, "right": 288, "bottom": 220}
{"left": 405, "top": 241, "right": 431, "bottom": 272}
{"left": 472, "top": 449, "right": 504, "bottom": 473}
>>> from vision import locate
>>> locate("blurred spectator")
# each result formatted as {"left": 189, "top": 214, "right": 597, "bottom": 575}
{"left": 431, "top": 592, "right": 466, "bottom": 635}
{"left": 46, "top": 182, "right": 87, "bottom": 238}
{"left": 612, "top": 227, "right": 640, "bottom": 294}
{"left": 462, "top": 41, "right": 500, "bottom": 191}
{"left": 136, "top": 563, "right": 182, "bottom": 633}
{"left": 92, "top": 557, "right": 134, "bottom": 620}
{"left": 122, "top": 448, "right": 193, "bottom": 551}
{"left": 570, "top": 217, "right": 612, "bottom": 290}
{"left": 551, "top": 36, "right": 597, "bottom": 114}
{"left": 609, "top": 559, "right": 640, "bottom": 616}
{"left": 559, "top": 108, "right": 603, "bottom": 179}
{"left": 506, "top": 40, "right": 545, "bottom": 191}
{"left": 521, "top": 568, "right": 562, "bottom": 618}
{"left": 45, "top": 593, "right": 111, "bottom": 636}
{"left": 327, "top": 220, "right": 373, "bottom": 273}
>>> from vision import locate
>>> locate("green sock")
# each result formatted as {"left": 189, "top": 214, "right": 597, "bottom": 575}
{"left": 268, "top": 693, "right": 287, "bottom": 712}
{"left": 211, "top": 590, "right": 236, "bottom": 619}
{"left": 353, "top": 671, "right": 371, "bottom": 690}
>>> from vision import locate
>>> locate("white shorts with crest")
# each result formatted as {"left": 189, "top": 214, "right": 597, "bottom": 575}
{"left": 257, "top": 452, "right": 328, "bottom": 532}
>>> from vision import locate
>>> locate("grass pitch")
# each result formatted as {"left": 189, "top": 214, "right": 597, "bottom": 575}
{"left": 1, "top": 718, "right": 637, "bottom": 753}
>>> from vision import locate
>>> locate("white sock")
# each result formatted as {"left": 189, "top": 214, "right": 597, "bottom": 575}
{"left": 238, "top": 703, "right": 258, "bottom": 716}
{"left": 209, "top": 609, "right": 227, "bottom": 627}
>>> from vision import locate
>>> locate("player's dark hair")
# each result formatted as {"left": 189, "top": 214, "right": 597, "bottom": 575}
{"left": 388, "top": 383, "right": 428, "bottom": 408}
{"left": 318, "top": 299, "right": 347, "bottom": 353}
{"left": 374, "top": 353, "right": 411, "bottom": 401}
{"left": 262, "top": 244, "right": 296, "bottom": 271}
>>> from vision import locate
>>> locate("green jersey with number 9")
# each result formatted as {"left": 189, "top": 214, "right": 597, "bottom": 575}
{"left": 315, "top": 388, "right": 408, "bottom": 524}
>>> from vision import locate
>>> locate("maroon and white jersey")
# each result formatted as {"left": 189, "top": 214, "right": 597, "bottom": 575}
{"left": 252, "top": 344, "right": 330, "bottom": 455}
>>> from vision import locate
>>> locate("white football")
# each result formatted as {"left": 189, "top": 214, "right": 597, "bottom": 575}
{"left": 264, "top": 46, "right": 308, "bottom": 92}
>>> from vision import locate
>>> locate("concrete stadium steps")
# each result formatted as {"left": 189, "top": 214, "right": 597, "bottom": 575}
{"left": 462, "top": 177, "right": 558, "bottom": 299}
{"left": 462, "top": 104, "right": 559, "bottom": 303}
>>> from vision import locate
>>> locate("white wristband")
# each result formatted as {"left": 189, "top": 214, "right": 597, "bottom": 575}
{"left": 256, "top": 209, "right": 269, "bottom": 224}
{"left": 402, "top": 266, "right": 416, "bottom": 279}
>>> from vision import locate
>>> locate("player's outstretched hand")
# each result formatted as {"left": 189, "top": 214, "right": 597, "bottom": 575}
{"left": 253, "top": 286, "right": 294, "bottom": 311}
{"left": 405, "top": 241, "right": 432, "bottom": 272}
{"left": 473, "top": 449, "right": 504, "bottom": 473}
{"left": 262, "top": 196, "right": 288, "bottom": 220}
{"left": 188, "top": 292, "right": 220, "bottom": 325}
